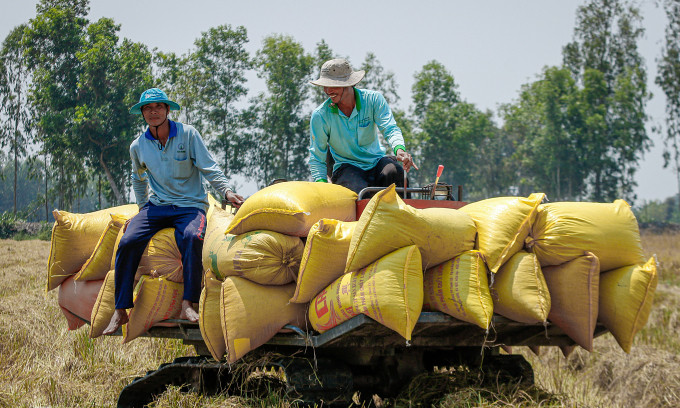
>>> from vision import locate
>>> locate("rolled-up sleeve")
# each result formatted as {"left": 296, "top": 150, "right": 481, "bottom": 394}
{"left": 308, "top": 110, "right": 330, "bottom": 181}
{"left": 372, "top": 92, "right": 405, "bottom": 151}
{"left": 130, "top": 145, "right": 149, "bottom": 208}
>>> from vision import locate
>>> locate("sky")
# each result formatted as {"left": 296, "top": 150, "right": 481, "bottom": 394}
{"left": 0, "top": 0, "right": 675, "bottom": 203}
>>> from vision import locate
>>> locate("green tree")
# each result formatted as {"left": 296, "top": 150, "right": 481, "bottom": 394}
{"left": 0, "top": 24, "right": 33, "bottom": 214}
{"left": 501, "top": 66, "right": 585, "bottom": 200}
{"left": 656, "top": 0, "right": 680, "bottom": 215}
{"left": 72, "top": 17, "right": 153, "bottom": 205}
{"left": 154, "top": 51, "right": 202, "bottom": 125}
{"left": 247, "top": 34, "right": 314, "bottom": 187}
{"left": 193, "top": 25, "right": 251, "bottom": 181}
{"left": 410, "top": 61, "right": 495, "bottom": 196}
{"left": 562, "top": 0, "right": 650, "bottom": 202}
{"left": 359, "top": 52, "right": 400, "bottom": 107}
{"left": 24, "top": 0, "right": 89, "bottom": 213}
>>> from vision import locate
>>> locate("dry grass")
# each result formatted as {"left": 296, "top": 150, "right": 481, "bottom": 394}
{"left": 0, "top": 230, "right": 678, "bottom": 407}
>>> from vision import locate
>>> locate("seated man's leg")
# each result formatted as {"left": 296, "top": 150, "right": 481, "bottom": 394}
{"left": 331, "top": 163, "right": 370, "bottom": 195}
{"left": 173, "top": 207, "right": 207, "bottom": 322}
{"left": 372, "top": 156, "right": 405, "bottom": 188}
{"left": 104, "top": 203, "right": 166, "bottom": 334}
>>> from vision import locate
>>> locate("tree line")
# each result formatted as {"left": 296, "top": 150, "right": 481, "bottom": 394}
{"left": 1, "top": 0, "right": 680, "bottom": 222}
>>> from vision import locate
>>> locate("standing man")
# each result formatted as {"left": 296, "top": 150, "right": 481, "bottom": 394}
{"left": 308, "top": 58, "right": 417, "bottom": 194}
{"left": 103, "top": 88, "right": 244, "bottom": 335}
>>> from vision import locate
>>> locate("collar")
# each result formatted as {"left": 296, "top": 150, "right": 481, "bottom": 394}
{"left": 329, "top": 88, "right": 362, "bottom": 115}
{"left": 144, "top": 119, "right": 177, "bottom": 141}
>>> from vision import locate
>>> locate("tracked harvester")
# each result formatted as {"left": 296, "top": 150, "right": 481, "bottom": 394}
{"left": 111, "top": 183, "right": 610, "bottom": 407}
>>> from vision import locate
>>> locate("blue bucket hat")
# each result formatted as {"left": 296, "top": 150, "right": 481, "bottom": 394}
{"left": 129, "top": 88, "right": 181, "bottom": 114}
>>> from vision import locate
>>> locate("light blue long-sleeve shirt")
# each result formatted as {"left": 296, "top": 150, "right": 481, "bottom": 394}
{"left": 130, "top": 120, "right": 231, "bottom": 212}
{"left": 308, "top": 88, "right": 406, "bottom": 182}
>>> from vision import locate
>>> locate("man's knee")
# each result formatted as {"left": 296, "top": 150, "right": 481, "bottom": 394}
{"left": 376, "top": 157, "right": 404, "bottom": 187}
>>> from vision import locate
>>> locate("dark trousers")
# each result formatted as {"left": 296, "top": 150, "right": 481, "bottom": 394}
{"left": 113, "top": 202, "right": 206, "bottom": 309}
{"left": 331, "top": 156, "right": 405, "bottom": 196}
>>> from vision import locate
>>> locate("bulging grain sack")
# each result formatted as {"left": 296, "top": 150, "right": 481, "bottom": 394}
{"left": 599, "top": 257, "right": 658, "bottom": 353}
{"left": 202, "top": 204, "right": 234, "bottom": 274}
{"left": 199, "top": 269, "right": 225, "bottom": 361}
{"left": 310, "top": 245, "right": 423, "bottom": 340}
{"left": 227, "top": 181, "right": 357, "bottom": 237}
{"left": 123, "top": 275, "right": 183, "bottom": 343}
{"left": 58, "top": 275, "right": 104, "bottom": 330}
{"left": 290, "top": 219, "right": 357, "bottom": 303}
{"left": 221, "top": 277, "right": 307, "bottom": 363}
{"left": 47, "top": 204, "right": 138, "bottom": 291}
{"left": 89, "top": 269, "right": 116, "bottom": 339}
{"left": 345, "top": 184, "right": 475, "bottom": 273}
{"left": 526, "top": 200, "right": 645, "bottom": 271}
{"left": 542, "top": 252, "right": 600, "bottom": 351}
{"left": 137, "top": 228, "right": 183, "bottom": 282}
{"left": 493, "top": 251, "right": 551, "bottom": 324}
{"left": 74, "top": 214, "right": 128, "bottom": 281}
{"left": 423, "top": 250, "right": 493, "bottom": 330}
{"left": 212, "top": 230, "right": 303, "bottom": 285}
{"left": 460, "top": 193, "right": 545, "bottom": 273}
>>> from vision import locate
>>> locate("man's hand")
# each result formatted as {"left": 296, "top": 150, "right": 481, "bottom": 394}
{"left": 225, "top": 190, "right": 245, "bottom": 207}
{"left": 396, "top": 149, "right": 418, "bottom": 172}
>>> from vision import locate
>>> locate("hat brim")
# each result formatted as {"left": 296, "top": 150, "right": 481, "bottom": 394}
{"left": 129, "top": 100, "right": 181, "bottom": 114}
{"left": 310, "top": 70, "right": 365, "bottom": 87}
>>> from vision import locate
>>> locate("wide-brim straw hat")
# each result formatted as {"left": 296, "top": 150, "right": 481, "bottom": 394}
{"left": 310, "top": 58, "right": 365, "bottom": 87}
{"left": 129, "top": 88, "right": 181, "bottom": 114}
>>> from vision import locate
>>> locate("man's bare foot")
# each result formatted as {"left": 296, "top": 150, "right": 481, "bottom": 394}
{"left": 102, "top": 309, "right": 129, "bottom": 335}
{"left": 179, "top": 300, "right": 199, "bottom": 322}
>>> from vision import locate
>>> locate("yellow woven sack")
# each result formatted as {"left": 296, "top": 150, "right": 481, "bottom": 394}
{"left": 141, "top": 228, "right": 183, "bottom": 282}
{"left": 542, "top": 252, "right": 600, "bottom": 351}
{"left": 47, "top": 204, "right": 138, "bottom": 291}
{"left": 346, "top": 184, "right": 475, "bottom": 273}
{"left": 423, "top": 250, "right": 493, "bottom": 330}
{"left": 290, "top": 219, "right": 357, "bottom": 303}
{"left": 74, "top": 214, "right": 128, "bottom": 281}
{"left": 123, "top": 275, "right": 183, "bottom": 343}
{"left": 227, "top": 181, "right": 357, "bottom": 237}
{"left": 493, "top": 251, "right": 551, "bottom": 324}
{"left": 460, "top": 193, "right": 545, "bottom": 273}
{"left": 89, "top": 270, "right": 116, "bottom": 339}
{"left": 599, "top": 257, "right": 657, "bottom": 353}
{"left": 213, "top": 230, "right": 303, "bottom": 285}
{"left": 526, "top": 200, "right": 645, "bottom": 271}
{"left": 199, "top": 269, "right": 225, "bottom": 361}
{"left": 310, "top": 245, "right": 423, "bottom": 341}
{"left": 221, "top": 278, "right": 307, "bottom": 363}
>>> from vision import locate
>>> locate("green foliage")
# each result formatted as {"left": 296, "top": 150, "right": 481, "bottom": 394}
{"left": 502, "top": 66, "right": 585, "bottom": 200}
{"left": 193, "top": 25, "right": 252, "bottom": 180}
{"left": 0, "top": 24, "right": 33, "bottom": 214}
{"left": 656, "top": 0, "right": 680, "bottom": 216}
{"left": 73, "top": 17, "right": 153, "bottom": 205}
{"left": 360, "top": 52, "right": 400, "bottom": 107}
{"left": 562, "top": 0, "right": 651, "bottom": 203}
{"left": 246, "top": 34, "right": 315, "bottom": 186}
{"left": 635, "top": 195, "right": 680, "bottom": 224}
{"left": 409, "top": 60, "right": 500, "bottom": 199}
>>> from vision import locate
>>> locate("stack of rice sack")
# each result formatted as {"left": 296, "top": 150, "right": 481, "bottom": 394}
{"left": 462, "top": 194, "right": 657, "bottom": 354}
{"left": 303, "top": 184, "right": 477, "bottom": 344}
{"left": 48, "top": 204, "right": 139, "bottom": 330}
{"left": 199, "top": 181, "right": 357, "bottom": 363}
{"left": 524, "top": 200, "right": 657, "bottom": 353}
{"left": 50, "top": 197, "right": 221, "bottom": 341}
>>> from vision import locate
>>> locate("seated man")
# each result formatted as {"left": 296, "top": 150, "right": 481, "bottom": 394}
{"left": 308, "top": 58, "right": 417, "bottom": 195}
{"left": 103, "top": 88, "right": 244, "bottom": 335}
